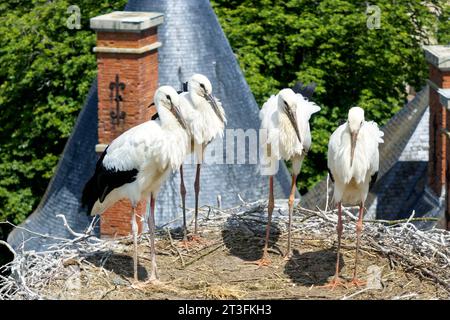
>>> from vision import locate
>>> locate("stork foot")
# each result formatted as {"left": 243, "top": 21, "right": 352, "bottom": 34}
{"left": 189, "top": 234, "right": 204, "bottom": 243}
{"left": 246, "top": 254, "right": 272, "bottom": 267}
{"left": 145, "top": 277, "right": 162, "bottom": 286}
{"left": 179, "top": 234, "right": 206, "bottom": 249}
{"left": 349, "top": 278, "right": 366, "bottom": 287}
{"left": 318, "top": 277, "right": 347, "bottom": 290}
{"left": 283, "top": 251, "right": 293, "bottom": 261}
{"left": 130, "top": 278, "right": 162, "bottom": 290}
{"left": 130, "top": 279, "right": 146, "bottom": 290}
{"left": 178, "top": 239, "right": 192, "bottom": 249}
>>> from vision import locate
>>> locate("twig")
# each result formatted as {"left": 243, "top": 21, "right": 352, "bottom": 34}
{"left": 183, "top": 243, "right": 224, "bottom": 268}
{"left": 100, "top": 285, "right": 117, "bottom": 299}
{"left": 341, "top": 287, "right": 370, "bottom": 300}
{"left": 166, "top": 227, "right": 185, "bottom": 268}
{"left": 401, "top": 210, "right": 416, "bottom": 234}
{"left": 392, "top": 293, "right": 418, "bottom": 300}
{"left": 56, "top": 215, "right": 86, "bottom": 238}
{"left": 365, "top": 217, "right": 439, "bottom": 224}
{"left": 0, "top": 221, "right": 68, "bottom": 242}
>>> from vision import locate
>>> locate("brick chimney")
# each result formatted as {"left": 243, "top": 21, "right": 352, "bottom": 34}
{"left": 90, "top": 11, "right": 163, "bottom": 237}
{"left": 424, "top": 45, "right": 450, "bottom": 230}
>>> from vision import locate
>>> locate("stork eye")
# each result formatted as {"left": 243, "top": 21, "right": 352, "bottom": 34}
{"left": 166, "top": 95, "right": 171, "bottom": 100}
{"left": 200, "top": 83, "right": 206, "bottom": 89}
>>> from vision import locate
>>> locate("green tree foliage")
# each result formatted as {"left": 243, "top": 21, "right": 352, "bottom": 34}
{"left": 0, "top": 0, "right": 127, "bottom": 230}
{"left": 437, "top": 2, "right": 450, "bottom": 43}
{"left": 211, "top": 0, "right": 447, "bottom": 193}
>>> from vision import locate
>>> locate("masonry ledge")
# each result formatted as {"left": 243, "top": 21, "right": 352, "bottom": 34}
{"left": 424, "top": 45, "right": 450, "bottom": 71}
{"left": 93, "top": 42, "right": 162, "bottom": 54}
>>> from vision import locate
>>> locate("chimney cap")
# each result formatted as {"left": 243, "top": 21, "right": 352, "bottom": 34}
{"left": 424, "top": 45, "right": 450, "bottom": 71}
{"left": 439, "top": 88, "right": 450, "bottom": 109}
{"left": 90, "top": 11, "right": 164, "bottom": 32}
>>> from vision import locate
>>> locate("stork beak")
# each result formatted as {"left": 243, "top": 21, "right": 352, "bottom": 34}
{"left": 171, "top": 103, "right": 187, "bottom": 130}
{"left": 350, "top": 131, "right": 358, "bottom": 167}
{"left": 205, "top": 93, "right": 225, "bottom": 123}
{"left": 286, "top": 107, "right": 302, "bottom": 145}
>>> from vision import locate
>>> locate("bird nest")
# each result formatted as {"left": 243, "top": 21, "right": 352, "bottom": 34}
{"left": 0, "top": 200, "right": 449, "bottom": 300}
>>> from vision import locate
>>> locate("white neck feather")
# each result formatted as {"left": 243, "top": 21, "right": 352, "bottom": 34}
{"left": 189, "top": 91, "right": 204, "bottom": 108}
{"left": 157, "top": 107, "right": 178, "bottom": 129}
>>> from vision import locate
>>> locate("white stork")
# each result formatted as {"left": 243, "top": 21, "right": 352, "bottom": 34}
{"left": 326, "top": 106, "right": 384, "bottom": 288}
{"left": 82, "top": 86, "right": 189, "bottom": 282}
{"left": 259, "top": 88, "right": 320, "bottom": 265}
{"left": 178, "top": 74, "right": 226, "bottom": 241}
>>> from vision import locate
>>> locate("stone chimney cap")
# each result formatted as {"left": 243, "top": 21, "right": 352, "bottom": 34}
{"left": 439, "top": 88, "right": 450, "bottom": 109}
{"left": 424, "top": 45, "right": 450, "bottom": 71}
{"left": 90, "top": 11, "right": 164, "bottom": 32}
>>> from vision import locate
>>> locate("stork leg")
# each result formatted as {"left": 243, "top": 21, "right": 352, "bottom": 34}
{"left": 193, "top": 163, "right": 201, "bottom": 238}
{"left": 131, "top": 206, "right": 139, "bottom": 282}
{"left": 250, "top": 175, "right": 274, "bottom": 267}
{"left": 179, "top": 163, "right": 203, "bottom": 248}
{"left": 148, "top": 194, "right": 158, "bottom": 281}
{"left": 320, "top": 201, "right": 346, "bottom": 289}
{"left": 284, "top": 173, "right": 297, "bottom": 259}
{"left": 350, "top": 202, "right": 366, "bottom": 287}
{"left": 180, "top": 165, "right": 188, "bottom": 241}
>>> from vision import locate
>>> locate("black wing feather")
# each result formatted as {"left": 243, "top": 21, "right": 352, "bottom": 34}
{"left": 81, "top": 147, "right": 138, "bottom": 215}
{"left": 327, "top": 167, "right": 335, "bottom": 183}
{"left": 292, "top": 81, "right": 317, "bottom": 100}
{"left": 147, "top": 100, "right": 159, "bottom": 120}
{"left": 369, "top": 172, "right": 378, "bottom": 190}
{"left": 81, "top": 175, "right": 100, "bottom": 216}
{"left": 177, "top": 81, "right": 188, "bottom": 94}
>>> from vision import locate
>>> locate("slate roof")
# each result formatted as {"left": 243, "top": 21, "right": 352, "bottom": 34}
{"left": 302, "top": 87, "right": 443, "bottom": 225}
{"left": 7, "top": 0, "right": 293, "bottom": 250}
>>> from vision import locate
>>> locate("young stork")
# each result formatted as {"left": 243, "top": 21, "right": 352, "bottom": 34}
{"left": 259, "top": 88, "right": 320, "bottom": 265}
{"left": 327, "top": 106, "right": 383, "bottom": 288}
{"left": 178, "top": 74, "right": 226, "bottom": 241}
{"left": 81, "top": 86, "right": 189, "bottom": 282}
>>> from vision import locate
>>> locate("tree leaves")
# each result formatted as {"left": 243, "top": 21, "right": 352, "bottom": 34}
{"left": 437, "top": 2, "right": 450, "bottom": 43}
{"left": 0, "top": 0, "right": 127, "bottom": 228}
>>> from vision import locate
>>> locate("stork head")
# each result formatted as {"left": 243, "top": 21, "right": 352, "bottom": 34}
{"left": 189, "top": 73, "right": 212, "bottom": 96}
{"left": 188, "top": 73, "right": 225, "bottom": 123}
{"left": 154, "top": 86, "right": 187, "bottom": 130}
{"left": 278, "top": 88, "right": 302, "bottom": 145}
{"left": 347, "top": 106, "right": 365, "bottom": 167}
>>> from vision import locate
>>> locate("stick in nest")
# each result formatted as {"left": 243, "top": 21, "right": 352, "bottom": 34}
{"left": 166, "top": 227, "right": 185, "bottom": 268}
